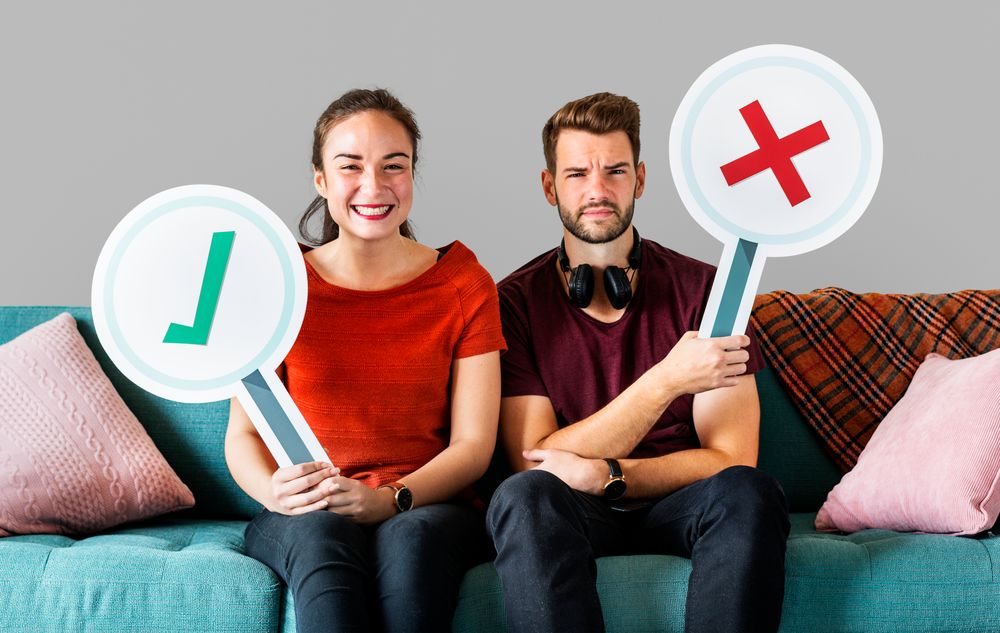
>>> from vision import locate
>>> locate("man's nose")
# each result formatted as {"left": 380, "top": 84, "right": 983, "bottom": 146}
{"left": 586, "top": 173, "right": 612, "bottom": 200}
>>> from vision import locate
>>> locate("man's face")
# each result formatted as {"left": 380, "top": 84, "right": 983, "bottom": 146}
{"left": 543, "top": 129, "right": 645, "bottom": 244}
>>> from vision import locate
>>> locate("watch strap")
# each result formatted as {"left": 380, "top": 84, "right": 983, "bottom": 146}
{"left": 604, "top": 458, "right": 623, "bottom": 478}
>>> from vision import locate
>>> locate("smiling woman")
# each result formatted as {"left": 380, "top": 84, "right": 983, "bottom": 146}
{"left": 299, "top": 89, "right": 420, "bottom": 244}
{"left": 223, "top": 88, "right": 506, "bottom": 633}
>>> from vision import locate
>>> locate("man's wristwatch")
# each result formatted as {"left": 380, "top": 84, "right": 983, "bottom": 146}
{"left": 602, "top": 458, "right": 627, "bottom": 501}
{"left": 377, "top": 481, "right": 413, "bottom": 513}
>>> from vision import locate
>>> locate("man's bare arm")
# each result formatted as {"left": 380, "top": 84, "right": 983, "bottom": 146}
{"left": 620, "top": 374, "right": 760, "bottom": 498}
{"left": 500, "top": 332, "right": 751, "bottom": 469}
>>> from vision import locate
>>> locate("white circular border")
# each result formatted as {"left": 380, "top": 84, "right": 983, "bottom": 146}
{"left": 669, "top": 44, "right": 883, "bottom": 257}
{"left": 91, "top": 184, "right": 307, "bottom": 403}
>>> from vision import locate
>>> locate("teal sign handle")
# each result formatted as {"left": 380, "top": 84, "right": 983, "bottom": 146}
{"left": 241, "top": 369, "right": 313, "bottom": 464}
{"left": 710, "top": 238, "right": 759, "bottom": 337}
{"left": 164, "top": 230, "right": 235, "bottom": 345}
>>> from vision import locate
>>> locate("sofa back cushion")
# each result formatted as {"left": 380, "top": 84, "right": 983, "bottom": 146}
{"left": 755, "top": 367, "right": 842, "bottom": 512}
{"left": 0, "top": 307, "right": 261, "bottom": 520}
{"left": 2, "top": 307, "right": 841, "bottom": 519}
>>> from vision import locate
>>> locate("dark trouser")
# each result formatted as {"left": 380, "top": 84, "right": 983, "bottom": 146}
{"left": 486, "top": 466, "right": 790, "bottom": 633}
{"left": 245, "top": 503, "right": 486, "bottom": 633}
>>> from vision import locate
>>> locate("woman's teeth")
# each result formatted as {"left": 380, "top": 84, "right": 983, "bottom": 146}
{"left": 352, "top": 205, "right": 392, "bottom": 216}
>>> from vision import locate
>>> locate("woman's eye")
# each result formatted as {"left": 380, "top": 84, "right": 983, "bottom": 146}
{"left": 385, "top": 164, "right": 405, "bottom": 171}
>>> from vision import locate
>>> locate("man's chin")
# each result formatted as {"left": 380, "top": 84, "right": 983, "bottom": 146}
{"left": 568, "top": 222, "right": 629, "bottom": 245}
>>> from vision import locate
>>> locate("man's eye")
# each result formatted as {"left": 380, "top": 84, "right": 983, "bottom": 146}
{"left": 610, "top": 169, "right": 627, "bottom": 175}
{"left": 567, "top": 173, "right": 584, "bottom": 178}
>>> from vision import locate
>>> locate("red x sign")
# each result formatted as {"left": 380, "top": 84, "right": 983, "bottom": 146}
{"left": 720, "top": 100, "right": 830, "bottom": 207}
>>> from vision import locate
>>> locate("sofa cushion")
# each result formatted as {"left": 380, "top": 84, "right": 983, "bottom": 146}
{"left": 0, "top": 307, "right": 261, "bottom": 520}
{"left": 0, "top": 312, "right": 194, "bottom": 536}
{"left": 816, "top": 349, "right": 1000, "bottom": 535}
{"left": 450, "top": 513, "right": 1000, "bottom": 633}
{"left": 0, "top": 518, "right": 279, "bottom": 633}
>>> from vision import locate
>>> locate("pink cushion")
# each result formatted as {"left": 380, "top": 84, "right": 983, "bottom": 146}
{"left": 816, "top": 348, "right": 1000, "bottom": 535}
{"left": 0, "top": 313, "right": 194, "bottom": 536}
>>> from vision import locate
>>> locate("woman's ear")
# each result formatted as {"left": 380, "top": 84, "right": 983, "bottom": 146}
{"left": 313, "top": 167, "right": 327, "bottom": 198}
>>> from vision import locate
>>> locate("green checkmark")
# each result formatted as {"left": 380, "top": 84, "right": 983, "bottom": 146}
{"left": 163, "top": 230, "right": 236, "bottom": 346}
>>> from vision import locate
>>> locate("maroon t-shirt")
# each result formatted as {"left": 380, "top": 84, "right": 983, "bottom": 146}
{"left": 498, "top": 238, "right": 765, "bottom": 459}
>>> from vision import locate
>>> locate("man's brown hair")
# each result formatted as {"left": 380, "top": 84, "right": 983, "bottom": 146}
{"left": 542, "top": 92, "right": 641, "bottom": 173}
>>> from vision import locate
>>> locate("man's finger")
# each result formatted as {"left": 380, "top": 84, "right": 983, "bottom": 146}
{"left": 522, "top": 448, "right": 547, "bottom": 462}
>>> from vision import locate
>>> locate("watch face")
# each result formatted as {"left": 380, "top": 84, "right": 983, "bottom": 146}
{"left": 604, "top": 479, "right": 627, "bottom": 501}
{"left": 396, "top": 487, "right": 414, "bottom": 512}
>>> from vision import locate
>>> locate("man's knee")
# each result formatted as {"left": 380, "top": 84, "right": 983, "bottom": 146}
{"left": 486, "top": 469, "right": 573, "bottom": 537}
{"left": 709, "top": 466, "right": 789, "bottom": 525}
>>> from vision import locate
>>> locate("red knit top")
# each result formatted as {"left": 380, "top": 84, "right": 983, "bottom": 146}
{"left": 282, "top": 241, "right": 506, "bottom": 489}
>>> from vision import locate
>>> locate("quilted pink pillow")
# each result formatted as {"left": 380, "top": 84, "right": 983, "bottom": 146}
{"left": 0, "top": 313, "right": 194, "bottom": 536}
{"left": 816, "top": 348, "right": 1000, "bottom": 535}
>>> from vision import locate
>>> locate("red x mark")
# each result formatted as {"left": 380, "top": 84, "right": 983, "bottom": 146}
{"left": 720, "top": 100, "right": 830, "bottom": 207}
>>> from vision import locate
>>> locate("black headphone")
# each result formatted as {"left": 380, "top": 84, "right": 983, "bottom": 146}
{"left": 557, "top": 227, "right": 642, "bottom": 310}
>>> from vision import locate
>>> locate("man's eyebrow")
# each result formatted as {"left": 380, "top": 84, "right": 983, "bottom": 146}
{"left": 605, "top": 162, "right": 630, "bottom": 170}
{"left": 562, "top": 166, "right": 588, "bottom": 174}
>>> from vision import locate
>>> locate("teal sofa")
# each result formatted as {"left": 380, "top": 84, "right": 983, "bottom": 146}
{"left": 2, "top": 305, "right": 998, "bottom": 633}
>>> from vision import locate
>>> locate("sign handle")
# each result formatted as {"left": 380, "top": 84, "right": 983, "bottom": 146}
{"left": 235, "top": 369, "right": 331, "bottom": 468}
{"left": 698, "top": 238, "right": 766, "bottom": 339}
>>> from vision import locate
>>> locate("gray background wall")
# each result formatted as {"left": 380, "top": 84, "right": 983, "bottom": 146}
{"left": 2, "top": 1, "right": 996, "bottom": 305}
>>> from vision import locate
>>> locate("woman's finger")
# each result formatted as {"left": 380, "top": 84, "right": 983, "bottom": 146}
{"left": 289, "top": 497, "right": 329, "bottom": 515}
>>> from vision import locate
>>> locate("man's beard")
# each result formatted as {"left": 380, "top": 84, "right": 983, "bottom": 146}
{"left": 556, "top": 194, "right": 635, "bottom": 244}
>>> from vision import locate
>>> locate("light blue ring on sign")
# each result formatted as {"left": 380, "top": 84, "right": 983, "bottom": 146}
{"left": 103, "top": 195, "right": 296, "bottom": 393}
{"left": 681, "top": 56, "right": 872, "bottom": 245}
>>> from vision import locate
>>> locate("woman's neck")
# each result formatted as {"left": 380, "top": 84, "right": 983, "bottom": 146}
{"left": 308, "top": 233, "right": 431, "bottom": 291}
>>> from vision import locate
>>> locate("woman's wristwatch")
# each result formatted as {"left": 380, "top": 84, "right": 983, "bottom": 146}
{"left": 377, "top": 481, "right": 413, "bottom": 513}
{"left": 602, "top": 458, "right": 627, "bottom": 501}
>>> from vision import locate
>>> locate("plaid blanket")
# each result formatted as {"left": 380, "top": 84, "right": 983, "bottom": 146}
{"left": 750, "top": 288, "right": 1000, "bottom": 472}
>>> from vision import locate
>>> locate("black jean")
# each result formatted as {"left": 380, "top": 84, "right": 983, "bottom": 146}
{"left": 487, "top": 466, "right": 791, "bottom": 633}
{"left": 244, "top": 503, "right": 486, "bottom": 633}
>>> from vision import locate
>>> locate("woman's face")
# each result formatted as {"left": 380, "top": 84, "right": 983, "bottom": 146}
{"left": 314, "top": 110, "right": 414, "bottom": 243}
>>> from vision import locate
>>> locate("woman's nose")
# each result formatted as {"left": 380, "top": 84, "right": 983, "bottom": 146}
{"left": 360, "top": 168, "right": 383, "bottom": 194}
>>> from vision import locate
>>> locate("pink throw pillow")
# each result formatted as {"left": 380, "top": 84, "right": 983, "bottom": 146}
{"left": 0, "top": 313, "right": 194, "bottom": 536}
{"left": 816, "top": 348, "right": 1000, "bottom": 535}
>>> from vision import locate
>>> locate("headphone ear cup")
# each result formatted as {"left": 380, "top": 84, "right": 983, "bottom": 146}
{"left": 604, "top": 266, "right": 632, "bottom": 310}
{"left": 568, "top": 263, "right": 594, "bottom": 308}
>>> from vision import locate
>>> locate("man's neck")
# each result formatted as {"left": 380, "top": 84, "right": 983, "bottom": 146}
{"left": 561, "top": 226, "right": 636, "bottom": 273}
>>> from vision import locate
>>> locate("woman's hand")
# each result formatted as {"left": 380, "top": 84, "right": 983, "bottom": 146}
{"left": 268, "top": 461, "right": 339, "bottom": 516}
{"left": 325, "top": 476, "right": 397, "bottom": 525}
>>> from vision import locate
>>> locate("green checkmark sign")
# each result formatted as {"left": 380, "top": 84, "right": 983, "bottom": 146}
{"left": 163, "top": 230, "right": 235, "bottom": 346}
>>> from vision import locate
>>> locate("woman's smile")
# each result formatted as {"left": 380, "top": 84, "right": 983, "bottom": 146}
{"left": 351, "top": 203, "right": 394, "bottom": 219}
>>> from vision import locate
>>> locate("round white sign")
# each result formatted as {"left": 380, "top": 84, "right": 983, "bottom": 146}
{"left": 92, "top": 185, "right": 306, "bottom": 403}
{"left": 670, "top": 44, "right": 882, "bottom": 257}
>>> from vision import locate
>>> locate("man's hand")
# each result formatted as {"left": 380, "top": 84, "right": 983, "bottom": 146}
{"left": 654, "top": 331, "right": 750, "bottom": 396}
{"left": 269, "top": 461, "right": 339, "bottom": 516}
{"left": 523, "top": 448, "right": 607, "bottom": 496}
{"left": 325, "top": 476, "right": 397, "bottom": 525}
